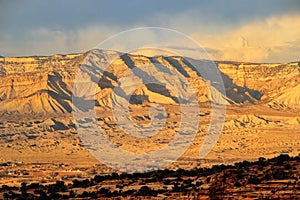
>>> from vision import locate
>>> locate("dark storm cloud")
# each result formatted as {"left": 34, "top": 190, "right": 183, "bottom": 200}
{"left": 1, "top": 0, "right": 299, "bottom": 31}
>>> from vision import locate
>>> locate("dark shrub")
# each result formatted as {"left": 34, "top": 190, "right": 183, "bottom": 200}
{"left": 272, "top": 168, "right": 287, "bottom": 180}
{"left": 234, "top": 182, "right": 242, "bottom": 187}
{"left": 284, "top": 163, "right": 291, "bottom": 170}
{"left": 248, "top": 176, "right": 261, "bottom": 184}
{"left": 137, "top": 186, "right": 157, "bottom": 196}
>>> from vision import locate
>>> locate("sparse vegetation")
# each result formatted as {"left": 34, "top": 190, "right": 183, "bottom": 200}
{"left": 1, "top": 153, "right": 300, "bottom": 199}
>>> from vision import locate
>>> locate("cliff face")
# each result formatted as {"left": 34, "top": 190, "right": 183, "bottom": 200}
{"left": 0, "top": 50, "right": 299, "bottom": 115}
{"left": 0, "top": 54, "right": 84, "bottom": 114}
{"left": 217, "top": 62, "right": 300, "bottom": 112}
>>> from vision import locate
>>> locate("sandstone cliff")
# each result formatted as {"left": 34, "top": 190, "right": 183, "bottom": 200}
{"left": 0, "top": 50, "right": 299, "bottom": 115}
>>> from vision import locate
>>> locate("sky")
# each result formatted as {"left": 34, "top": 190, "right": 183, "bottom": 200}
{"left": 0, "top": 0, "right": 300, "bottom": 62}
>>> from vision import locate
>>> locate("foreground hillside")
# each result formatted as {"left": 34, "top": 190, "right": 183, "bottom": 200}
{"left": 1, "top": 154, "right": 300, "bottom": 199}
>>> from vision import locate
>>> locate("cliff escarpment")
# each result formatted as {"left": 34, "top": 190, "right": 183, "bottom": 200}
{"left": 0, "top": 50, "right": 299, "bottom": 115}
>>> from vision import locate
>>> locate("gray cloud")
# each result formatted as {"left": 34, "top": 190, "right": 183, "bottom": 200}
{"left": 0, "top": 0, "right": 299, "bottom": 61}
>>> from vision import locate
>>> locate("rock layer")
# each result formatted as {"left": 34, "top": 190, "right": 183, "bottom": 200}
{"left": 0, "top": 50, "right": 299, "bottom": 115}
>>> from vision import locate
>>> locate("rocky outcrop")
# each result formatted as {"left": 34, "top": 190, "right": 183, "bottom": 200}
{"left": 217, "top": 61, "right": 299, "bottom": 105}
{"left": 0, "top": 53, "right": 84, "bottom": 114}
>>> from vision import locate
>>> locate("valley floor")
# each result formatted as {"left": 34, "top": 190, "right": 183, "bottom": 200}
{"left": 0, "top": 104, "right": 299, "bottom": 189}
